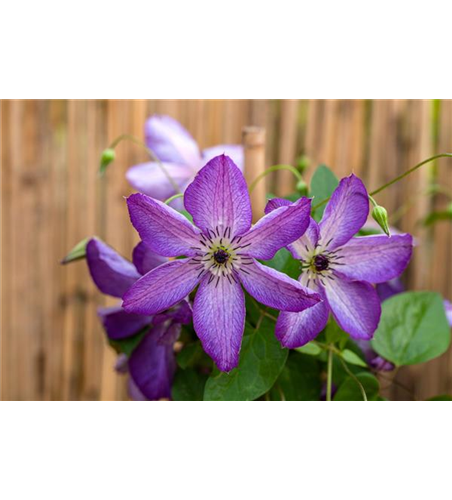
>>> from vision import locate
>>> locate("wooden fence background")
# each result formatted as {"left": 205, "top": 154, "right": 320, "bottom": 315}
{"left": 1, "top": 99, "right": 451, "bottom": 401}
{"left": 0, "top": 99, "right": 452, "bottom": 500}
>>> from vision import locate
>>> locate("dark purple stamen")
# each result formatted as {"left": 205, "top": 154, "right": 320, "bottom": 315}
{"left": 314, "top": 254, "right": 330, "bottom": 272}
{"left": 213, "top": 249, "right": 229, "bottom": 264}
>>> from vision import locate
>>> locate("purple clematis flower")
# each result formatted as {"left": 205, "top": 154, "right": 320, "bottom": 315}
{"left": 123, "top": 154, "right": 321, "bottom": 372}
{"left": 126, "top": 114, "right": 244, "bottom": 204}
{"left": 266, "top": 174, "right": 414, "bottom": 347}
{"left": 86, "top": 238, "right": 192, "bottom": 400}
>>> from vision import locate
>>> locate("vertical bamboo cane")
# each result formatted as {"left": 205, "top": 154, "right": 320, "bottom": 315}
{"left": 304, "top": 100, "right": 322, "bottom": 170}
{"left": 243, "top": 126, "right": 266, "bottom": 221}
{"left": 188, "top": 99, "right": 205, "bottom": 147}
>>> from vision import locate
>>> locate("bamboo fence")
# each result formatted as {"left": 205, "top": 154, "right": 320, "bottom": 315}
{"left": 0, "top": 99, "right": 452, "bottom": 500}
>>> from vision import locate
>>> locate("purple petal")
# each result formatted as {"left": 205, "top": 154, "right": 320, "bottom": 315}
{"left": 193, "top": 274, "right": 245, "bottom": 372}
{"left": 127, "top": 193, "right": 202, "bottom": 257}
{"left": 444, "top": 300, "right": 452, "bottom": 327}
{"left": 337, "top": 234, "right": 413, "bottom": 283}
{"left": 123, "top": 259, "right": 201, "bottom": 316}
{"left": 86, "top": 238, "right": 140, "bottom": 298}
{"left": 371, "top": 356, "right": 395, "bottom": 372}
{"left": 97, "top": 305, "right": 151, "bottom": 340}
{"left": 324, "top": 272, "right": 381, "bottom": 340}
{"left": 128, "top": 378, "right": 148, "bottom": 401}
{"left": 376, "top": 278, "right": 404, "bottom": 301}
{"left": 144, "top": 115, "right": 201, "bottom": 166}
{"left": 153, "top": 299, "right": 192, "bottom": 327}
{"left": 114, "top": 353, "right": 129, "bottom": 374}
{"left": 353, "top": 339, "right": 375, "bottom": 361}
{"left": 319, "top": 174, "right": 369, "bottom": 249}
{"left": 126, "top": 162, "right": 192, "bottom": 201}
{"left": 239, "top": 198, "right": 312, "bottom": 260}
{"left": 157, "top": 323, "right": 182, "bottom": 345}
{"left": 288, "top": 217, "right": 320, "bottom": 260}
{"left": 264, "top": 197, "right": 292, "bottom": 214}
{"left": 167, "top": 299, "right": 193, "bottom": 325}
{"left": 275, "top": 281, "right": 329, "bottom": 348}
{"left": 184, "top": 154, "right": 252, "bottom": 237}
{"left": 128, "top": 331, "right": 176, "bottom": 400}
{"left": 132, "top": 242, "right": 167, "bottom": 275}
{"left": 354, "top": 339, "right": 395, "bottom": 371}
{"left": 264, "top": 200, "right": 320, "bottom": 260}
{"left": 202, "top": 145, "right": 244, "bottom": 171}
{"left": 238, "top": 259, "right": 321, "bottom": 312}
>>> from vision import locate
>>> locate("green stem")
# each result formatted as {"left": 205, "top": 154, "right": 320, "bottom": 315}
{"left": 249, "top": 164, "right": 303, "bottom": 193}
{"left": 339, "top": 357, "right": 368, "bottom": 401}
{"left": 369, "top": 153, "right": 452, "bottom": 197}
{"left": 390, "top": 184, "right": 452, "bottom": 224}
{"left": 262, "top": 311, "right": 278, "bottom": 322}
{"left": 164, "top": 193, "right": 184, "bottom": 205}
{"left": 326, "top": 348, "right": 333, "bottom": 402}
{"left": 368, "top": 195, "right": 378, "bottom": 208}
{"left": 108, "top": 134, "right": 181, "bottom": 193}
{"left": 312, "top": 153, "right": 452, "bottom": 211}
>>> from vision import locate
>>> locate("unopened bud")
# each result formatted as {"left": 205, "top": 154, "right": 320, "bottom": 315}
{"left": 372, "top": 205, "right": 390, "bottom": 236}
{"left": 99, "top": 148, "right": 116, "bottom": 174}
{"left": 296, "top": 179, "right": 308, "bottom": 196}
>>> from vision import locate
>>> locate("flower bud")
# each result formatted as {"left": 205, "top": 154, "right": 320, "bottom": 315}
{"left": 99, "top": 148, "right": 116, "bottom": 174}
{"left": 296, "top": 179, "right": 308, "bottom": 196}
{"left": 372, "top": 205, "right": 390, "bottom": 236}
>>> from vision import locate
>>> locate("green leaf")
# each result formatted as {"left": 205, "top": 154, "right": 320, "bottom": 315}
{"left": 263, "top": 247, "right": 301, "bottom": 280}
{"left": 61, "top": 237, "right": 91, "bottom": 264}
{"left": 428, "top": 395, "right": 452, "bottom": 401}
{"left": 270, "top": 352, "right": 321, "bottom": 400}
{"left": 176, "top": 341, "right": 207, "bottom": 369}
{"left": 245, "top": 292, "right": 262, "bottom": 327}
{"left": 341, "top": 349, "right": 367, "bottom": 368}
{"left": 423, "top": 210, "right": 452, "bottom": 226}
{"left": 110, "top": 327, "right": 148, "bottom": 357}
{"left": 371, "top": 291, "right": 451, "bottom": 366}
{"left": 172, "top": 368, "right": 207, "bottom": 401}
{"left": 203, "top": 319, "right": 288, "bottom": 401}
{"left": 310, "top": 164, "right": 339, "bottom": 221}
{"left": 334, "top": 372, "right": 380, "bottom": 401}
{"left": 325, "top": 321, "right": 349, "bottom": 350}
{"left": 295, "top": 342, "right": 322, "bottom": 356}
{"left": 357, "top": 227, "right": 383, "bottom": 236}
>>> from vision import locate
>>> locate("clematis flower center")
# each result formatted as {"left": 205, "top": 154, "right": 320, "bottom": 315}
{"left": 213, "top": 249, "right": 230, "bottom": 264}
{"left": 188, "top": 226, "right": 253, "bottom": 286}
{"left": 299, "top": 244, "right": 345, "bottom": 288}
{"left": 314, "top": 254, "right": 329, "bottom": 272}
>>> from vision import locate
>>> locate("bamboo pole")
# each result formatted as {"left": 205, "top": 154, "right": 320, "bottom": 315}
{"left": 243, "top": 126, "right": 266, "bottom": 221}
{"left": 1, "top": 100, "right": 13, "bottom": 400}
{"left": 304, "top": 100, "right": 322, "bottom": 185}
{"left": 423, "top": 100, "right": 452, "bottom": 399}
{"left": 188, "top": 99, "right": 205, "bottom": 148}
